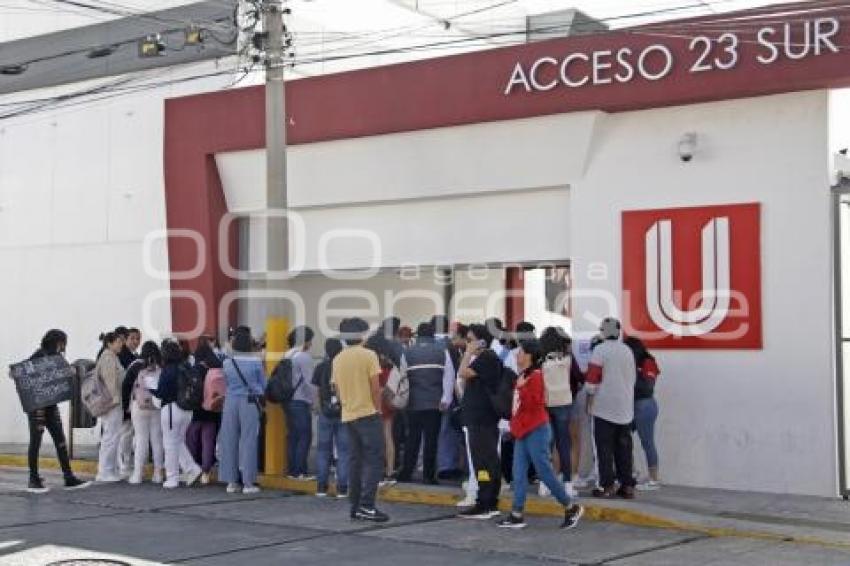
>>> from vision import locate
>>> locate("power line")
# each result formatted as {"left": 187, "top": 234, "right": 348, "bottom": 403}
{"left": 2, "top": 1, "right": 844, "bottom": 121}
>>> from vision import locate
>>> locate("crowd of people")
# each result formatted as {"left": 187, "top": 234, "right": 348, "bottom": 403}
{"left": 21, "top": 314, "right": 661, "bottom": 530}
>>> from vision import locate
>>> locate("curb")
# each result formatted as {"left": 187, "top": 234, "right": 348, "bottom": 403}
{"left": 3, "top": 454, "right": 848, "bottom": 550}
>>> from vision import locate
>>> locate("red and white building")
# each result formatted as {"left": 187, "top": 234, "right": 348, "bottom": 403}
{"left": 3, "top": 1, "right": 850, "bottom": 497}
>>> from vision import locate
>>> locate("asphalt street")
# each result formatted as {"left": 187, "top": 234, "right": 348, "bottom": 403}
{"left": 0, "top": 467, "right": 848, "bottom": 566}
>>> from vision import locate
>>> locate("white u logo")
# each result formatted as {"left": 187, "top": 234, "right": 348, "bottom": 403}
{"left": 645, "top": 216, "right": 731, "bottom": 336}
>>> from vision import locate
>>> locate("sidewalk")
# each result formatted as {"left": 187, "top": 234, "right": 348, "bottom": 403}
{"left": 3, "top": 444, "right": 849, "bottom": 549}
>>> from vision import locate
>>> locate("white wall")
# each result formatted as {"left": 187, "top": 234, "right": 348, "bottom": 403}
{"left": 571, "top": 91, "right": 836, "bottom": 496}
{"left": 0, "top": 61, "right": 236, "bottom": 444}
{"left": 216, "top": 112, "right": 598, "bottom": 270}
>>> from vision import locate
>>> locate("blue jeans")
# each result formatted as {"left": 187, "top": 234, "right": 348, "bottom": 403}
{"left": 634, "top": 398, "right": 659, "bottom": 468}
{"left": 512, "top": 424, "right": 572, "bottom": 513}
{"left": 547, "top": 405, "right": 572, "bottom": 481}
{"left": 317, "top": 413, "right": 349, "bottom": 492}
{"left": 219, "top": 396, "right": 260, "bottom": 486}
{"left": 286, "top": 401, "right": 313, "bottom": 476}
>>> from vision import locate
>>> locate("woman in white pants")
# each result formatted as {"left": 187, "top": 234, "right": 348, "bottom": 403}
{"left": 129, "top": 341, "right": 164, "bottom": 484}
{"left": 95, "top": 332, "right": 126, "bottom": 482}
{"left": 152, "top": 340, "right": 201, "bottom": 489}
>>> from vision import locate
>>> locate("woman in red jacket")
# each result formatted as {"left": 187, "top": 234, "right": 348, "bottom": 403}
{"left": 497, "top": 338, "right": 584, "bottom": 530}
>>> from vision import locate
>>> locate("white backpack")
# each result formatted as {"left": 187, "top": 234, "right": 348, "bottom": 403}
{"left": 134, "top": 366, "right": 160, "bottom": 411}
{"left": 542, "top": 352, "right": 573, "bottom": 407}
{"left": 383, "top": 365, "right": 410, "bottom": 410}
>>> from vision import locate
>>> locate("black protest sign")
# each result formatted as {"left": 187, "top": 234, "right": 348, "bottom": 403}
{"left": 9, "top": 355, "right": 74, "bottom": 413}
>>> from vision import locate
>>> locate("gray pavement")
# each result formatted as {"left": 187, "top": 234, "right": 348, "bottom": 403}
{"left": 0, "top": 467, "right": 850, "bottom": 565}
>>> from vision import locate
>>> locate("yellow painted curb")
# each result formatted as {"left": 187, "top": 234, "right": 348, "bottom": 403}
{"left": 4, "top": 454, "right": 850, "bottom": 551}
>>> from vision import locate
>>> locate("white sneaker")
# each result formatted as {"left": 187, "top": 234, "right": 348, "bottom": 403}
{"left": 226, "top": 483, "right": 241, "bottom": 494}
{"left": 152, "top": 470, "right": 164, "bottom": 484}
{"left": 95, "top": 475, "right": 122, "bottom": 483}
{"left": 539, "top": 482, "right": 551, "bottom": 498}
{"left": 200, "top": 473, "right": 210, "bottom": 486}
{"left": 316, "top": 491, "right": 328, "bottom": 498}
{"left": 184, "top": 468, "right": 202, "bottom": 487}
{"left": 456, "top": 494, "right": 477, "bottom": 507}
{"left": 128, "top": 475, "right": 142, "bottom": 485}
{"left": 637, "top": 480, "right": 661, "bottom": 491}
{"left": 565, "top": 481, "right": 578, "bottom": 498}
{"left": 163, "top": 481, "right": 179, "bottom": 489}
{"left": 242, "top": 485, "right": 261, "bottom": 495}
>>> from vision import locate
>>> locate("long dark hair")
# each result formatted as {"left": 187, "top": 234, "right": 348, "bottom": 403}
{"left": 140, "top": 341, "right": 162, "bottom": 369}
{"left": 624, "top": 336, "right": 653, "bottom": 365}
{"left": 161, "top": 339, "right": 184, "bottom": 365}
{"left": 99, "top": 331, "right": 121, "bottom": 348}
{"left": 518, "top": 338, "right": 543, "bottom": 372}
{"left": 540, "top": 326, "right": 570, "bottom": 358}
{"left": 194, "top": 341, "right": 222, "bottom": 369}
{"left": 40, "top": 329, "right": 68, "bottom": 355}
{"left": 231, "top": 326, "right": 253, "bottom": 354}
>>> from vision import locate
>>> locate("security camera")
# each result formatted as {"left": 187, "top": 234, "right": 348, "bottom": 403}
{"left": 678, "top": 132, "right": 698, "bottom": 163}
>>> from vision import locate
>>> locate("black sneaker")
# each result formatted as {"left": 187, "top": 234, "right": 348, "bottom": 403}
{"left": 458, "top": 505, "right": 500, "bottom": 520}
{"left": 560, "top": 504, "right": 584, "bottom": 530}
{"left": 64, "top": 476, "right": 92, "bottom": 491}
{"left": 352, "top": 506, "right": 390, "bottom": 523}
{"left": 27, "top": 477, "right": 49, "bottom": 494}
{"left": 497, "top": 512, "right": 527, "bottom": 529}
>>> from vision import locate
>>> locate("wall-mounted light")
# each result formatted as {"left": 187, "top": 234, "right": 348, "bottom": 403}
{"left": 678, "top": 132, "right": 698, "bottom": 163}
{"left": 185, "top": 26, "right": 203, "bottom": 46}
{"left": 139, "top": 34, "right": 166, "bottom": 58}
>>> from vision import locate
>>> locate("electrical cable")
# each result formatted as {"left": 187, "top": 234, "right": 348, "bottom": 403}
{"left": 1, "top": 0, "right": 843, "bottom": 121}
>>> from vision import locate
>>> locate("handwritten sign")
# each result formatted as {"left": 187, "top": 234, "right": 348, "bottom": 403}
{"left": 9, "top": 355, "right": 74, "bottom": 413}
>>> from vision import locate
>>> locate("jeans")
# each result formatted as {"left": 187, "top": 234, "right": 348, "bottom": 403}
{"left": 437, "top": 412, "right": 462, "bottom": 474}
{"left": 512, "top": 424, "right": 573, "bottom": 512}
{"left": 347, "top": 414, "right": 385, "bottom": 512}
{"left": 572, "top": 388, "right": 596, "bottom": 479}
{"left": 161, "top": 405, "right": 200, "bottom": 487}
{"left": 286, "top": 401, "right": 313, "bottom": 476}
{"left": 594, "top": 417, "right": 635, "bottom": 489}
{"left": 468, "top": 421, "right": 501, "bottom": 510}
{"left": 27, "top": 405, "right": 73, "bottom": 480}
{"left": 97, "top": 405, "right": 124, "bottom": 480}
{"left": 219, "top": 396, "right": 261, "bottom": 486}
{"left": 186, "top": 420, "right": 218, "bottom": 473}
{"left": 400, "top": 409, "right": 441, "bottom": 482}
{"left": 634, "top": 398, "right": 659, "bottom": 468}
{"left": 130, "top": 404, "right": 163, "bottom": 482}
{"left": 548, "top": 405, "right": 573, "bottom": 481}
{"left": 317, "top": 413, "right": 350, "bottom": 492}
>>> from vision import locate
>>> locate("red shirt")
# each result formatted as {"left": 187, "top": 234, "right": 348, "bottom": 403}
{"left": 510, "top": 368, "right": 550, "bottom": 440}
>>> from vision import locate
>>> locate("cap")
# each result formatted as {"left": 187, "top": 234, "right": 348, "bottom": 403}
{"left": 599, "top": 317, "right": 621, "bottom": 340}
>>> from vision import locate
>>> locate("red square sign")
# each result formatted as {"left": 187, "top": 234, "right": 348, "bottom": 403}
{"left": 622, "top": 203, "right": 762, "bottom": 349}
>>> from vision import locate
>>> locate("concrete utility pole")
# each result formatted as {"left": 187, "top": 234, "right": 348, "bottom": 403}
{"left": 264, "top": 0, "right": 288, "bottom": 273}
{"left": 261, "top": 0, "right": 289, "bottom": 478}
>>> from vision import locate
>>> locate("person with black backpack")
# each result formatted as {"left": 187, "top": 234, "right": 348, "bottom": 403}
{"left": 152, "top": 339, "right": 202, "bottom": 489}
{"left": 456, "top": 323, "right": 505, "bottom": 520}
{"left": 312, "top": 337, "right": 349, "bottom": 498}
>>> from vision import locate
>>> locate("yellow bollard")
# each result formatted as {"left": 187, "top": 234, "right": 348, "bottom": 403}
{"left": 264, "top": 317, "right": 289, "bottom": 475}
